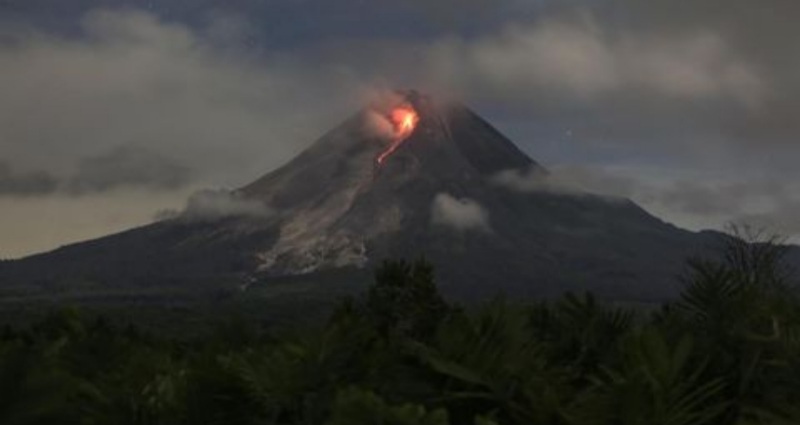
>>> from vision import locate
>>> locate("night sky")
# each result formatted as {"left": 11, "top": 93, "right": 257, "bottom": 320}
{"left": 1, "top": 0, "right": 799, "bottom": 257}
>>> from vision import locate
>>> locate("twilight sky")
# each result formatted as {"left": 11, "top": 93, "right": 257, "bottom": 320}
{"left": 1, "top": 0, "right": 799, "bottom": 258}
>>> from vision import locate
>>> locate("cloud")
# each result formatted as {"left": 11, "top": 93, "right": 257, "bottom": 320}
{"left": 422, "top": 16, "right": 764, "bottom": 107}
{"left": 492, "top": 165, "right": 753, "bottom": 215}
{"left": 0, "top": 146, "right": 190, "bottom": 197}
{"left": 492, "top": 165, "right": 638, "bottom": 199}
{"left": 68, "top": 145, "right": 190, "bottom": 194}
{"left": 159, "top": 189, "right": 272, "bottom": 222}
{"left": 655, "top": 181, "right": 760, "bottom": 216}
{"left": 469, "top": 20, "right": 620, "bottom": 99}
{"left": 406, "top": 0, "right": 517, "bottom": 31}
{"left": 0, "top": 189, "right": 192, "bottom": 259}
{"left": 0, "top": 8, "right": 362, "bottom": 189}
{"left": 402, "top": 9, "right": 782, "bottom": 166}
{"left": 598, "top": 0, "right": 800, "bottom": 146}
{"left": 737, "top": 199, "right": 800, "bottom": 240}
{"left": 0, "top": 161, "right": 58, "bottom": 196}
{"left": 492, "top": 167, "right": 559, "bottom": 192}
{"left": 493, "top": 164, "right": 800, "bottom": 239}
{"left": 653, "top": 179, "right": 800, "bottom": 242}
{"left": 647, "top": 179, "right": 800, "bottom": 240}
{"left": 622, "top": 32, "right": 764, "bottom": 107}
{"left": 2, "top": 2, "right": 800, "bottom": 255}
{"left": 431, "top": 193, "right": 490, "bottom": 231}
{"left": 0, "top": 6, "right": 783, "bottom": 186}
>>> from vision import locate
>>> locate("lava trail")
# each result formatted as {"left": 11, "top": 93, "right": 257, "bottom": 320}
{"left": 376, "top": 105, "right": 419, "bottom": 165}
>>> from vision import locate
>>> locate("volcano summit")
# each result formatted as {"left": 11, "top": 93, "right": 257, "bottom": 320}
{"left": 0, "top": 91, "right": 726, "bottom": 303}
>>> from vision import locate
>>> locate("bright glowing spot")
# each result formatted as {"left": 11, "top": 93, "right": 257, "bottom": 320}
{"left": 377, "top": 106, "right": 419, "bottom": 165}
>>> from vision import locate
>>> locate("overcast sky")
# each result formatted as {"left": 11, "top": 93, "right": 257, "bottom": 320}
{"left": 1, "top": 0, "right": 799, "bottom": 258}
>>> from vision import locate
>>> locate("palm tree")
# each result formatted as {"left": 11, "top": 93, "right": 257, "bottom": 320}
{"left": 410, "top": 300, "right": 581, "bottom": 425}
{"left": 587, "top": 328, "right": 727, "bottom": 425}
{"left": 676, "top": 225, "right": 800, "bottom": 424}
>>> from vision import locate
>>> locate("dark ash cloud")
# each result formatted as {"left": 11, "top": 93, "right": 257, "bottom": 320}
{"left": 0, "top": 161, "right": 58, "bottom": 196}
{"left": 68, "top": 146, "right": 191, "bottom": 194}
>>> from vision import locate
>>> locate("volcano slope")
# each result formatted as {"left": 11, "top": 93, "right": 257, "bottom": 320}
{"left": 0, "top": 91, "right": 756, "bottom": 306}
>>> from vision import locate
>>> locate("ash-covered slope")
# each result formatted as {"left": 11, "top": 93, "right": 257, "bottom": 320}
{"left": 0, "top": 91, "right": 717, "bottom": 301}
{"left": 236, "top": 91, "right": 547, "bottom": 279}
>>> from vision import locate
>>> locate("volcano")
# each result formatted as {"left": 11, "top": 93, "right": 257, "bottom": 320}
{"left": 0, "top": 90, "right": 734, "bottom": 304}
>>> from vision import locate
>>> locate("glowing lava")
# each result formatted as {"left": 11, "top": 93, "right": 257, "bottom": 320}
{"left": 376, "top": 105, "right": 419, "bottom": 165}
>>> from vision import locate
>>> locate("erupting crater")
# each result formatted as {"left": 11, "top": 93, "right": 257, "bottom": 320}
{"left": 376, "top": 104, "right": 420, "bottom": 165}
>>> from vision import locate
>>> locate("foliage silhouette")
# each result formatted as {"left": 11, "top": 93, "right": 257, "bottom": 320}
{"left": 0, "top": 231, "right": 797, "bottom": 424}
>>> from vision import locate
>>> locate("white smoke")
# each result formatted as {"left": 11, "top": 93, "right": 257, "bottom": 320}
{"left": 431, "top": 193, "right": 490, "bottom": 231}
{"left": 363, "top": 110, "right": 395, "bottom": 141}
{"left": 158, "top": 189, "right": 272, "bottom": 222}
{"left": 492, "top": 167, "right": 556, "bottom": 193}
{"left": 492, "top": 166, "right": 636, "bottom": 200}
{"left": 361, "top": 88, "right": 410, "bottom": 141}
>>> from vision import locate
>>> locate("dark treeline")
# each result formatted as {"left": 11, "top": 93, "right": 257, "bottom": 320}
{"left": 2, "top": 229, "right": 800, "bottom": 425}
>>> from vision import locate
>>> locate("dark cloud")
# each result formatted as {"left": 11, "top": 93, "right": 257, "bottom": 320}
{"left": 0, "top": 146, "right": 192, "bottom": 198}
{"left": 68, "top": 146, "right": 191, "bottom": 194}
{"left": 0, "top": 9, "right": 362, "bottom": 192}
{"left": 405, "top": 0, "right": 524, "bottom": 32}
{"left": 2, "top": 5, "right": 793, "bottom": 182}
{"left": 588, "top": 0, "right": 800, "bottom": 149}
{"left": 426, "top": 15, "right": 768, "bottom": 153}
{"left": 738, "top": 199, "right": 800, "bottom": 238}
{"left": 3, "top": 1, "right": 800, "bottom": 254}
{"left": 493, "top": 164, "right": 800, "bottom": 238}
{"left": 653, "top": 180, "right": 784, "bottom": 216}
{"left": 0, "top": 161, "right": 58, "bottom": 196}
{"left": 648, "top": 178, "right": 800, "bottom": 239}
{"left": 572, "top": 171, "right": 793, "bottom": 221}
{"left": 298, "top": 3, "right": 781, "bottom": 165}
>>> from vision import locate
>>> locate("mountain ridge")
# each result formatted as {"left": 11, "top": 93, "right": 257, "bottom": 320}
{"left": 0, "top": 90, "right": 768, "bottom": 304}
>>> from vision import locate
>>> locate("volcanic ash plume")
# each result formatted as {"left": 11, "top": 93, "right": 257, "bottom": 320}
{"left": 364, "top": 110, "right": 396, "bottom": 140}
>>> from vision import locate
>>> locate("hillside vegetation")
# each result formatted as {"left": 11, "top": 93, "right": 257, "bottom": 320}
{"left": 0, "top": 229, "right": 799, "bottom": 425}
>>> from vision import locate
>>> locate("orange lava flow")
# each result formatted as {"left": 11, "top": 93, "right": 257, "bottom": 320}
{"left": 376, "top": 106, "right": 419, "bottom": 165}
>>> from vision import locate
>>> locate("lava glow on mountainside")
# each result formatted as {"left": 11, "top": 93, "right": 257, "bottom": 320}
{"left": 376, "top": 105, "right": 419, "bottom": 165}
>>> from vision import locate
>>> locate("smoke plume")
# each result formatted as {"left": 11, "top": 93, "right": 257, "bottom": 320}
{"left": 431, "top": 193, "right": 490, "bottom": 231}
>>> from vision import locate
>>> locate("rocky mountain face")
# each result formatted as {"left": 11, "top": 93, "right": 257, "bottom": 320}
{"left": 0, "top": 91, "right": 731, "bottom": 302}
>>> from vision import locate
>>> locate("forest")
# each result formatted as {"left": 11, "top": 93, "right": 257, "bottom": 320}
{"left": 1, "top": 229, "right": 799, "bottom": 425}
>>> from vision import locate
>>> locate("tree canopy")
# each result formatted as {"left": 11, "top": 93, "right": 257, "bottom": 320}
{"left": 0, "top": 232, "right": 799, "bottom": 425}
